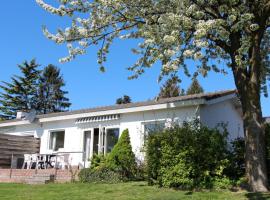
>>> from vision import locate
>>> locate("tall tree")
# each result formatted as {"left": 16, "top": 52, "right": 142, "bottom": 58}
{"left": 37, "top": 0, "right": 270, "bottom": 191}
{"left": 116, "top": 95, "right": 132, "bottom": 104}
{"left": 186, "top": 78, "right": 204, "bottom": 95}
{"left": 158, "top": 75, "right": 184, "bottom": 98}
{"left": 0, "top": 60, "right": 40, "bottom": 119}
{"left": 38, "top": 65, "right": 71, "bottom": 114}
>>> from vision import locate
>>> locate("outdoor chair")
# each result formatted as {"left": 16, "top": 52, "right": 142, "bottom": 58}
{"left": 57, "top": 154, "right": 71, "bottom": 170}
{"left": 22, "top": 154, "right": 32, "bottom": 169}
{"left": 36, "top": 155, "right": 46, "bottom": 169}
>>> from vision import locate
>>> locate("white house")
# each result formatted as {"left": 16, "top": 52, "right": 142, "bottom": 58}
{"left": 0, "top": 90, "right": 243, "bottom": 167}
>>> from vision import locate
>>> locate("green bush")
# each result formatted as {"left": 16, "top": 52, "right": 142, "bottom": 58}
{"left": 78, "top": 166, "right": 122, "bottom": 183}
{"left": 146, "top": 121, "right": 230, "bottom": 189}
{"left": 224, "top": 137, "right": 245, "bottom": 179}
{"left": 106, "top": 129, "right": 136, "bottom": 179}
{"left": 90, "top": 154, "right": 107, "bottom": 170}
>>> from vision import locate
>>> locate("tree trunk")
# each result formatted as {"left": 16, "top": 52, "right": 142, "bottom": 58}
{"left": 231, "top": 32, "right": 269, "bottom": 192}
{"left": 239, "top": 87, "right": 269, "bottom": 192}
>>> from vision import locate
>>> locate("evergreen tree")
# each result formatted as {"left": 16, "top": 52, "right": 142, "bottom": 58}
{"left": 116, "top": 95, "right": 132, "bottom": 104}
{"left": 37, "top": 65, "right": 71, "bottom": 114}
{"left": 158, "top": 75, "right": 184, "bottom": 98}
{"left": 107, "top": 129, "right": 136, "bottom": 178}
{"left": 186, "top": 78, "right": 204, "bottom": 95}
{"left": 0, "top": 60, "right": 40, "bottom": 119}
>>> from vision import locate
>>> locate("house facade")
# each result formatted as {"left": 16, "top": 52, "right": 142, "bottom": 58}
{"left": 0, "top": 90, "right": 244, "bottom": 167}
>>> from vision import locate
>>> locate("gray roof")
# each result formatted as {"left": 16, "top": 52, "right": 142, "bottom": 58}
{"left": 0, "top": 90, "right": 236, "bottom": 124}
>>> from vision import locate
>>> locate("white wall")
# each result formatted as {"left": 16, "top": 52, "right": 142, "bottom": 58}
{"left": 119, "top": 106, "right": 198, "bottom": 161}
{"left": 200, "top": 100, "right": 244, "bottom": 141}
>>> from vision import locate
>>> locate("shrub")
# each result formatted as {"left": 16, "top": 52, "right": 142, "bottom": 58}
{"left": 224, "top": 137, "right": 245, "bottom": 179}
{"left": 90, "top": 154, "right": 107, "bottom": 170}
{"left": 78, "top": 166, "right": 122, "bottom": 183}
{"left": 106, "top": 129, "right": 136, "bottom": 179}
{"left": 146, "top": 121, "right": 230, "bottom": 189}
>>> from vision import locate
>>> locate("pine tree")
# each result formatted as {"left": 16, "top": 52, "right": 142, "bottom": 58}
{"left": 37, "top": 65, "right": 71, "bottom": 114}
{"left": 0, "top": 60, "right": 40, "bottom": 119}
{"left": 116, "top": 95, "right": 132, "bottom": 104}
{"left": 186, "top": 78, "right": 204, "bottom": 95}
{"left": 158, "top": 75, "right": 184, "bottom": 98}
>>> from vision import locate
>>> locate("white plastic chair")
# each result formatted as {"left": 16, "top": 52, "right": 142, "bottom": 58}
{"left": 36, "top": 155, "right": 46, "bottom": 169}
{"left": 57, "top": 154, "right": 71, "bottom": 169}
{"left": 22, "top": 154, "right": 32, "bottom": 169}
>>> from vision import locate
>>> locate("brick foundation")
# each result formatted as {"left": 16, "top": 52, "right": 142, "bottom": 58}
{"left": 0, "top": 168, "right": 80, "bottom": 184}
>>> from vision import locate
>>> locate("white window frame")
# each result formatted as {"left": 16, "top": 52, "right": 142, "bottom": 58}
{"left": 48, "top": 129, "right": 65, "bottom": 151}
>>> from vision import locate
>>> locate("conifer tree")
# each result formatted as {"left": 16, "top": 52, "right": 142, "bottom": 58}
{"left": 158, "top": 75, "right": 184, "bottom": 98}
{"left": 107, "top": 129, "right": 136, "bottom": 178}
{"left": 37, "top": 65, "right": 71, "bottom": 114}
{"left": 0, "top": 59, "right": 40, "bottom": 119}
{"left": 0, "top": 61, "right": 71, "bottom": 119}
{"left": 186, "top": 78, "right": 204, "bottom": 95}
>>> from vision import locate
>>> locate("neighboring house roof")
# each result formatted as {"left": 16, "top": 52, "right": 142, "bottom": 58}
{"left": 0, "top": 89, "right": 237, "bottom": 126}
{"left": 265, "top": 117, "right": 270, "bottom": 124}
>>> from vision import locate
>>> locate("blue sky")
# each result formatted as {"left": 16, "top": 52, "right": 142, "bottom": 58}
{"left": 0, "top": 1, "right": 269, "bottom": 116}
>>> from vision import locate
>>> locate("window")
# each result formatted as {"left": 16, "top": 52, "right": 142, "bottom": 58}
{"left": 106, "top": 128, "right": 119, "bottom": 153}
{"left": 144, "top": 121, "right": 165, "bottom": 135}
{"left": 49, "top": 131, "right": 65, "bottom": 151}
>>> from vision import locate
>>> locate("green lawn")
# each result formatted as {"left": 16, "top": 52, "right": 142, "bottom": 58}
{"left": 0, "top": 182, "right": 269, "bottom": 200}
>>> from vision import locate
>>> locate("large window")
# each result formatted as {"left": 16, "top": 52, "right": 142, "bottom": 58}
{"left": 49, "top": 131, "right": 65, "bottom": 151}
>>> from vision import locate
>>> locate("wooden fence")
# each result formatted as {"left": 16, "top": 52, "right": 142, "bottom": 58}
{"left": 0, "top": 134, "right": 40, "bottom": 168}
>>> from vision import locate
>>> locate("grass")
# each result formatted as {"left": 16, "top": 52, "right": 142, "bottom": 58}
{"left": 0, "top": 182, "right": 269, "bottom": 200}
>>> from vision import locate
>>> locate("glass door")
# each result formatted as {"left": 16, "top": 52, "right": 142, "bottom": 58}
{"left": 83, "top": 131, "right": 91, "bottom": 161}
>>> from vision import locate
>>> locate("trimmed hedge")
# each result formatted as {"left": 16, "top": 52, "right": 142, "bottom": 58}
{"left": 78, "top": 167, "right": 122, "bottom": 183}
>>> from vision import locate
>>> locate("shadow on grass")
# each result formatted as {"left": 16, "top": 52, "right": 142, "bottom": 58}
{"left": 245, "top": 192, "right": 270, "bottom": 200}
{"left": 184, "top": 191, "right": 193, "bottom": 195}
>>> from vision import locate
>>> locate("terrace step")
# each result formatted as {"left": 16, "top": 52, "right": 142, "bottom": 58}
{"left": 25, "top": 173, "right": 55, "bottom": 184}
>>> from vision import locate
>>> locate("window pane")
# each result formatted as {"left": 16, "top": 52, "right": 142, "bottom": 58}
{"left": 49, "top": 131, "right": 65, "bottom": 151}
{"left": 144, "top": 121, "right": 165, "bottom": 134}
{"left": 106, "top": 128, "right": 119, "bottom": 153}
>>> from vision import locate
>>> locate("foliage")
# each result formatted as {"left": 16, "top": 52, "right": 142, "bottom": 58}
{"left": 37, "top": 64, "right": 71, "bottom": 114}
{"left": 116, "top": 95, "right": 132, "bottom": 104}
{"left": 78, "top": 167, "right": 122, "bottom": 184}
{"left": 146, "top": 121, "right": 231, "bottom": 189}
{"left": 89, "top": 153, "right": 107, "bottom": 170}
{"left": 0, "top": 59, "right": 40, "bottom": 119}
{"left": 158, "top": 75, "right": 184, "bottom": 98}
{"left": 224, "top": 138, "right": 246, "bottom": 179}
{"left": 106, "top": 129, "right": 136, "bottom": 179}
{"left": 186, "top": 78, "right": 204, "bottom": 95}
{"left": 0, "top": 60, "right": 71, "bottom": 119}
{"left": 36, "top": 0, "right": 269, "bottom": 88}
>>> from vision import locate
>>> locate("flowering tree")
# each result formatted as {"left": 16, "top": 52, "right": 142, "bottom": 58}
{"left": 36, "top": 0, "right": 270, "bottom": 191}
